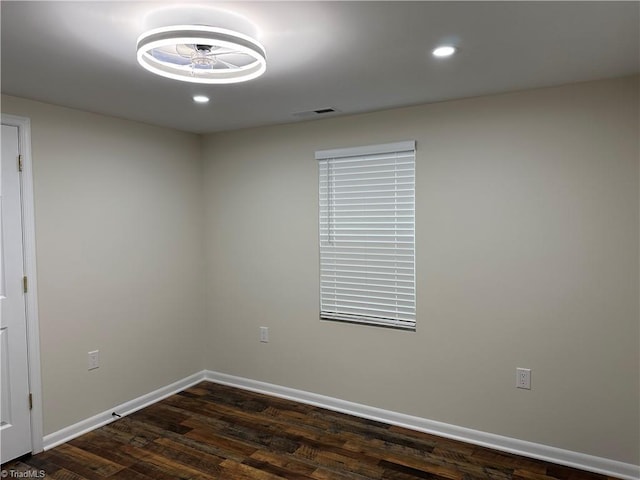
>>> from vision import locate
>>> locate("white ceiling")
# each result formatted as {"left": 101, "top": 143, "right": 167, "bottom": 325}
{"left": 2, "top": 1, "right": 638, "bottom": 134}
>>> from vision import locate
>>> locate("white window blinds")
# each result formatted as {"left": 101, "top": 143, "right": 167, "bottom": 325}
{"left": 316, "top": 141, "right": 416, "bottom": 330}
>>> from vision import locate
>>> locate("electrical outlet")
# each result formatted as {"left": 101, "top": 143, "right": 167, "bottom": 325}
{"left": 259, "top": 326, "right": 269, "bottom": 343}
{"left": 88, "top": 350, "right": 100, "bottom": 370}
{"left": 516, "top": 368, "right": 531, "bottom": 389}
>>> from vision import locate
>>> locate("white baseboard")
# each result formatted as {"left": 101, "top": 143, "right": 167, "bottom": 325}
{"left": 204, "top": 370, "right": 640, "bottom": 480}
{"left": 42, "top": 371, "right": 206, "bottom": 450}
{"left": 41, "top": 369, "right": 639, "bottom": 480}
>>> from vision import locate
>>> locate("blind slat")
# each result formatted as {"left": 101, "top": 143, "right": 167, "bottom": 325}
{"left": 320, "top": 302, "right": 416, "bottom": 316}
{"left": 321, "top": 282, "right": 415, "bottom": 294}
{"left": 318, "top": 245, "right": 413, "bottom": 254}
{"left": 321, "top": 270, "right": 413, "bottom": 280}
{"left": 321, "top": 273, "right": 414, "bottom": 284}
{"left": 320, "top": 258, "right": 414, "bottom": 265}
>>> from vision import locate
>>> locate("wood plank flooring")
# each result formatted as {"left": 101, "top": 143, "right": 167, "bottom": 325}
{"left": 2, "top": 381, "right": 620, "bottom": 479}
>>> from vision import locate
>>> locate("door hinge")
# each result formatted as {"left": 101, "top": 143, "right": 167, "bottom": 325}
{"left": 18, "top": 154, "right": 23, "bottom": 172}
{"left": 23, "top": 276, "right": 28, "bottom": 293}
{"left": 29, "top": 393, "right": 33, "bottom": 410}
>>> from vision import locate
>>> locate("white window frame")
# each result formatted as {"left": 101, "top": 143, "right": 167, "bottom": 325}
{"left": 316, "top": 141, "right": 416, "bottom": 330}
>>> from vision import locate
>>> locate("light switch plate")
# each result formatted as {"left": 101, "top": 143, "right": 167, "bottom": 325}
{"left": 88, "top": 350, "right": 100, "bottom": 370}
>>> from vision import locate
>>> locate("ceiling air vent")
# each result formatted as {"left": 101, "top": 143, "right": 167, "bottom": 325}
{"left": 292, "top": 108, "right": 340, "bottom": 119}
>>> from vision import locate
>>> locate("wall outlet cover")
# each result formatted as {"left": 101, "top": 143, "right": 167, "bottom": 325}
{"left": 516, "top": 368, "right": 531, "bottom": 390}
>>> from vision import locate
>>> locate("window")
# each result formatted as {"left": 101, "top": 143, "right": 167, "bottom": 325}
{"left": 316, "top": 141, "right": 416, "bottom": 330}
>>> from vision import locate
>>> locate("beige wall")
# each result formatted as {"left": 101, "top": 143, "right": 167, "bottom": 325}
{"left": 201, "top": 76, "right": 639, "bottom": 464}
{"left": 1, "top": 95, "right": 206, "bottom": 435}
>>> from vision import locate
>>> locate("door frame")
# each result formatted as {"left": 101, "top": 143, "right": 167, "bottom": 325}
{"left": 2, "top": 113, "right": 43, "bottom": 455}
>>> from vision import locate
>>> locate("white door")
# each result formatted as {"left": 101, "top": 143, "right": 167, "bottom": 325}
{"left": 0, "top": 124, "right": 32, "bottom": 463}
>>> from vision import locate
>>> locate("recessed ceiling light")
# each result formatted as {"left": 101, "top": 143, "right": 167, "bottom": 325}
{"left": 136, "top": 25, "right": 266, "bottom": 84}
{"left": 432, "top": 46, "right": 456, "bottom": 58}
{"left": 193, "top": 95, "right": 210, "bottom": 103}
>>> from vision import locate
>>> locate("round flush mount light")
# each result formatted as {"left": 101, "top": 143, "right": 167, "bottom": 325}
{"left": 192, "top": 95, "right": 210, "bottom": 103}
{"left": 432, "top": 45, "right": 456, "bottom": 58}
{"left": 136, "top": 25, "right": 266, "bottom": 84}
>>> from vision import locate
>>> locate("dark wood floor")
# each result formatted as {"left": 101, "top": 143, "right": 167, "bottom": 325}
{"left": 3, "top": 381, "right": 618, "bottom": 479}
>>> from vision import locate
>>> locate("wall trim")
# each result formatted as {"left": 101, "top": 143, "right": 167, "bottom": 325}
{"left": 204, "top": 370, "right": 640, "bottom": 480}
{"left": 42, "top": 371, "right": 205, "bottom": 450}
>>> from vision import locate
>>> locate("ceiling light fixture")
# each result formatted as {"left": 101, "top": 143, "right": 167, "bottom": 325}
{"left": 136, "top": 25, "right": 266, "bottom": 84}
{"left": 193, "top": 95, "right": 210, "bottom": 103}
{"left": 432, "top": 45, "right": 456, "bottom": 58}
